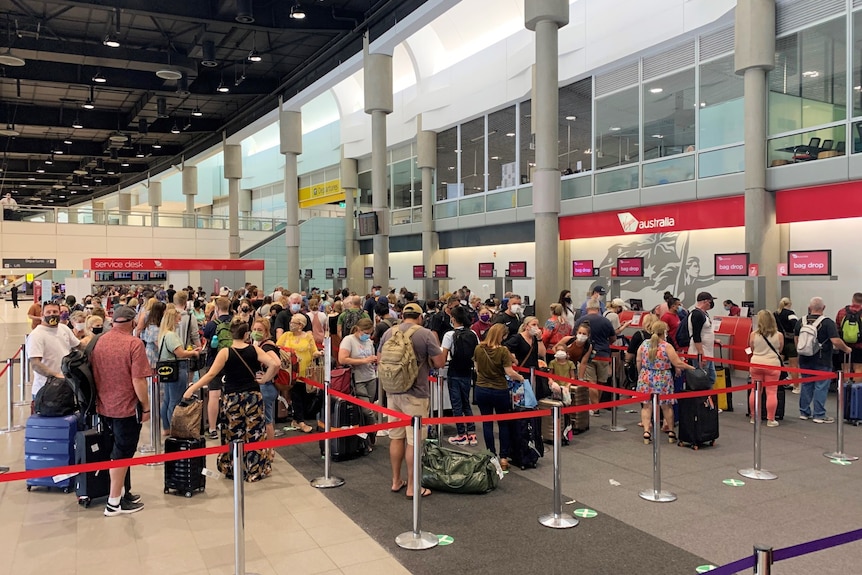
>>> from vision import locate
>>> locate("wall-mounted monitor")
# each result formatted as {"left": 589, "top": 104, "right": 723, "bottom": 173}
{"left": 714, "top": 253, "right": 750, "bottom": 277}
{"left": 358, "top": 212, "right": 378, "bottom": 237}
{"left": 363, "top": 266, "right": 374, "bottom": 279}
{"left": 304, "top": 269, "right": 313, "bottom": 279}
{"left": 434, "top": 264, "right": 449, "bottom": 278}
{"left": 478, "top": 262, "right": 495, "bottom": 278}
{"left": 131, "top": 272, "right": 149, "bottom": 282}
{"left": 337, "top": 267, "right": 347, "bottom": 279}
{"left": 616, "top": 257, "right": 644, "bottom": 277}
{"left": 507, "top": 261, "right": 527, "bottom": 278}
{"left": 149, "top": 271, "right": 167, "bottom": 281}
{"left": 325, "top": 268, "right": 334, "bottom": 280}
{"left": 413, "top": 265, "right": 426, "bottom": 279}
{"left": 787, "top": 249, "right": 831, "bottom": 276}
{"left": 572, "top": 259, "right": 594, "bottom": 277}
{"left": 96, "top": 272, "right": 113, "bottom": 282}
{"left": 114, "top": 271, "right": 132, "bottom": 281}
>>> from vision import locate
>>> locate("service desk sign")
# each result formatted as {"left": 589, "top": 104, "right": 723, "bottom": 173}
{"left": 84, "top": 258, "right": 264, "bottom": 271}
{"left": 3, "top": 258, "right": 57, "bottom": 269}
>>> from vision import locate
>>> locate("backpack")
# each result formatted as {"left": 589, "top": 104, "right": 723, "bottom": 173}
{"left": 212, "top": 318, "right": 232, "bottom": 350}
{"left": 448, "top": 328, "right": 478, "bottom": 376}
{"left": 60, "top": 333, "right": 103, "bottom": 417}
{"left": 840, "top": 306, "right": 862, "bottom": 345}
{"left": 675, "top": 309, "right": 692, "bottom": 350}
{"left": 797, "top": 316, "right": 826, "bottom": 357}
{"left": 341, "top": 309, "right": 363, "bottom": 338}
{"left": 378, "top": 324, "right": 422, "bottom": 394}
{"left": 34, "top": 376, "right": 77, "bottom": 417}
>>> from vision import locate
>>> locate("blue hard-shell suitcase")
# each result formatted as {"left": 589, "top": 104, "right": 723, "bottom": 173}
{"left": 24, "top": 414, "right": 79, "bottom": 492}
{"left": 844, "top": 383, "right": 862, "bottom": 425}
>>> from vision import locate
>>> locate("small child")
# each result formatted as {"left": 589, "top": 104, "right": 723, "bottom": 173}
{"left": 548, "top": 344, "right": 575, "bottom": 404}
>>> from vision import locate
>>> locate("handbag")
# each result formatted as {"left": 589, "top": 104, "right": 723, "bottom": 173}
{"left": 156, "top": 337, "right": 180, "bottom": 383}
{"left": 185, "top": 314, "right": 205, "bottom": 372}
{"left": 306, "top": 357, "right": 324, "bottom": 394}
{"left": 421, "top": 443, "right": 502, "bottom": 494}
{"left": 171, "top": 397, "right": 203, "bottom": 439}
{"left": 508, "top": 377, "right": 538, "bottom": 409}
{"left": 684, "top": 367, "right": 712, "bottom": 391}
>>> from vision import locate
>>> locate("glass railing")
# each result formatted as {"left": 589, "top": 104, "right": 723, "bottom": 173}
{"left": 459, "top": 195, "right": 485, "bottom": 216}
{"left": 698, "top": 145, "right": 744, "bottom": 178}
{"left": 4, "top": 208, "right": 285, "bottom": 232}
{"left": 561, "top": 173, "right": 591, "bottom": 199}
{"left": 767, "top": 124, "right": 847, "bottom": 167}
{"left": 391, "top": 208, "right": 413, "bottom": 225}
{"left": 595, "top": 165, "right": 639, "bottom": 194}
{"left": 517, "top": 186, "right": 533, "bottom": 207}
{"left": 486, "top": 189, "right": 516, "bottom": 212}
{"left": 434, "top": 200, "right": 458, "bottom": 219}
{"left": 642, "top": 155, "right": 695, "bottom": 187}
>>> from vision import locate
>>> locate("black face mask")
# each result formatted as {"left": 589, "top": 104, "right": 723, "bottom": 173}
{"left": 564, "top": 297, "right": 572, "bottom": 304}
{"left": 708, "top": 300, "right": 714, "bottom": 310}
{"left": 91, "top": 326, "right": 104, "bottom": 334}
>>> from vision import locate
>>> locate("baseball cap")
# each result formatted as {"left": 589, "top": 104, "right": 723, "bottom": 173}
{"left": 403, "top": 303, "right": 423, "bottom": 316}
{"left": 696, "top": 291, "right": 714, "bottom": 302}
{"left": 610, "top": 298, "right": 627, "bottom": 309}
{"left": 592, "top": 285, "right": 607, "bottom": 295}
{"left": 112, "top": 306, "right": 136, "bottom": 323}
{"left": 219, "top": 286, "right": 231, "bottom": 297}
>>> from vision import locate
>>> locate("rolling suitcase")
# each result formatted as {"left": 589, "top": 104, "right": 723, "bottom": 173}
{"left": 538, "top": 398, "right": 571, "bottom": 445}
{"left": 746, "top": 386, "right": 785, "bottom": 421}
{"left": 844, "top": 383, "right": 862, "bottom": 425}
{"left": 570, "top": 385, "right": 590, "bottom": 434}
{"left": 164, "top": 436, "right": 207, "bottom": 497}
{"left": 318, "top": 397, "right": 367, "bottom": 461}
{"left": 24, "top": 414, "right": 78, "bottom": 492}
{"left": 677, "top": 396, "right": 719, "bottom": 450}
{"left": 74, "top": 428, "right": 113, "bottom": 507}
{"left": 508, "top": 406, "right": 543, "bottom": 469}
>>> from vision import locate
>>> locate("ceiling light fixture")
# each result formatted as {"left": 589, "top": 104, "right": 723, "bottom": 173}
{"left": 103, "top": 32, "right": 120, "bottom": 48}
{"left": 217, "top": 79, "right": 230, "bottom": 93}
{"left": 236, "top": 0, "right": 255, "bottom": 23}
{"left": 45, "top": 156, "right": 54, "bottom": 165}
{"left": 72, "top": 117, "right": 83, "bottom": 128}
{"left": 565, "top": 115, "right": 576, "bottom": 121}
{"left": 0, "top": 122, "right": 19, "bottom": 137}
{"left": 135, "top": 146, "right": 145, "bottom": 158}
{"left": 171, "top": 121, "right": 181, "bottom": 134}
{"left": 121, "top": 160, "right": 130, "bottom": 167}
{"left": 289, "top": 1, "right": 307, "bottom": 19}
{"left": 192, "top": 106, "right": 202, "bottom": 117}
{"left": 36, "top": 167, "right": 45, "bottom": 174}
{"left": 152, "top": 141, "right": 162, "bottom": 149}
{"left": 92, "top": 71, "right": 107, "bottom": 83}
{"left": 0, "top": 47, "right": 25, "bottom": 67}
{"left": 649, "top": 87, "right": 663, "bottom": 94}
{"left": 63, "top": 138, "right": 73, "bottom": 145}
{"left": 73, "top": 168, "right": 88, "bottom": 176}
{"left": 201, "top": 40, "right": 218, "bottom": 67}
{"left": 157, "top": 68, "right": 183, "bottom": 81}
{"left": 82, "top": 98, "right": 94, "bottom": 109}
{"left": 248, "top": 30, "right": 262, "bottom": 62}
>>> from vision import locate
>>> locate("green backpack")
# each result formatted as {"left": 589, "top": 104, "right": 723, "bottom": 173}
{"left": 211, "top": 319, "right": 233, "bottom": 349}
{"left": 841, "top": 306, "right": 862, "bottom": 345}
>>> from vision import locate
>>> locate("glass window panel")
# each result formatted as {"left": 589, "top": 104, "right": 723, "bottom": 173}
{"left": 854, "top": 12, "right": 862, "bottom": 118}
{"left": 486, "top": 189, "right": 516, "bottom": 211}
{"left": 699, "top": 55, "right": 744, "bottom": 148}
{"left": 643, "top": 69, "right": 695, "bottom": 160}
{"left": 642, "top": 155, "right": 695, "bottom": 187}
{"left": 436, "top": 128, "right": 458, "bottom": 200}
{"left": 561, "top": 174, "right": 592, "bottom": 199}
{"left": 595, "top": 165, "right": 639, "bottom": 194}
{"left": 460, "top": 117, "right": 485, "bottom": 195}
{"left": 412, "top": 158, "right": 422, "bottom": 206}
{"left": 520, "top": 100, "right": 534, "bottom": 183}
{"left": 767, "top": 124, "right": 846, "bottom": 165}
{"left": 698, "top": 145, "right": 745, "bottom": 178}
{"left": 357, "top": 171, "right": 372, "bottom": 208}
{"left": 391, "top": 159, "right": 412, "bottom": 210}
{"left": 488, "top": 106, "right": 517, "bottom": 190}
{"left": 559, "top": 78, "right": 593, "bottom": 173}
{"left": 517, "top": 186, "right": 532, "bottom": 207}
{"left": 595, "top": 87, "right": 639, "bottom": 170}
{"left": 459, "top": 195, "right": 484, "bottom": 215}
{"left": 769, "top": 17, "right": 847, "bottom": 135}
{"left": 435, "top": 200, "right": 458, "bottom": 219}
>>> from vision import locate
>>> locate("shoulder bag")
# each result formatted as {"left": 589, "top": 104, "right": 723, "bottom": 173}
{"left": 761, "top": 333, "right": 788, "bottom": 381}
{"left": 156, "top": 336, "right": 180, "bottom": 383}
{"left": 171, "top": 396, "right": 203, "bottom": 439}
{"left": 185, "top": 314, "right": 205, "bottom": 372}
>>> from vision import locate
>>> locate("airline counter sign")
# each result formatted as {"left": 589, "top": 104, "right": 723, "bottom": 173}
{"left": 560, "top": 197, "right": 744, "bottom": 240}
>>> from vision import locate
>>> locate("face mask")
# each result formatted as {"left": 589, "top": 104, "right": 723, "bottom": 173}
{"left": 479, "top": 314, "right": 491, "bottom": 322}
{"left": 724, "top": 306, "right": 730, "bottom": 311}
{"left": 530, "top": 327, "right": 541, "bottom": 337}
{"left": 91, "top": 326, "right": 103, "bottom": 334}
{"left": 250, "top": 331, "right": 264, "bottom": 342}
{"left": 374, "top": 290, "right": 381, "bottom": 297}
{"left": 60, "top": 312, "right": 70, "bottom": 322}
{"left": 73, "top": 323, "right": 86, "bottom": 331}
{"left": 708, "top": 301, "right": 715, "bottom": 310}
{"left": 45, "top": 316, "right": 60, "bottom": 327}
{"left": 241, "top": 307, "right": 250, "bottom": 313}
{"left": 509, "top": 304, "right": 522, "bottom": 315}
{"left": 290, "top": 304, "right": 301, "bottom": 313}
{"left": 554, "top": 351, "right": 568, "bottom": 361}
{"left": 359, "top": 333, "right": 371, "bottom": 342}
{"left": 576, "top": 333, "right": 589, "bottom": 343}
{"left": 564, "top": 296, "right": 572, "bottom": 303}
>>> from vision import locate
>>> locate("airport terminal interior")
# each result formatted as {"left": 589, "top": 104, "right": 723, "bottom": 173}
{"left": 1, "top": 0, "right": 862, "bottom": 573}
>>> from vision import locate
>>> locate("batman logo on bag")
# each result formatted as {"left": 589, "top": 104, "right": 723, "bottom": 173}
{"left": 158, "top": 365, "right": 175, "bottom": 376}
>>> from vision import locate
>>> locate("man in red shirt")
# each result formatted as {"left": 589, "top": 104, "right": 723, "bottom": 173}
{"left": 90, "top": 306, "right": 151, "bottom": 516}
{"left": 835, "top": 292, "right": 862, "bottom": 380}
{"left": 660, "top": 298, "right": 682, "bottom": 349}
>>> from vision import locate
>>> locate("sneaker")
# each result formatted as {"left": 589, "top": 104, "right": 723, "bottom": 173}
{"left": 448, "top": 435, "right": 469, "bottom": 446}
{"left": 467, "top": 434, "right": 478, "bottom": 446}
{"left": 206, "top": 430, "right": 218, "bottom": 440}
{"left": 791, "top": 387, "right": 801, "bottom": 394}
{"left": 590, "top": 410, "right": 600, "bottom": 417}
{"left": 376, "top": 429, "right": 389, "bottom": 437}
{"left": 799, "top": 415, "right": 810, "bottom": 420}
{"left": 104, "top": 498, "right": 144, "bottom": 517}
{"left": 750, "top": 419, "right": 755, "bottom": 424}
{"left": 813, "top": 417, "right": 835, "bottom": 424}
{"left": 123, "top": 491, "right": 142, "bottom": 504}
{"left": 766, "top": 420, "right": 780, "bottom": 427}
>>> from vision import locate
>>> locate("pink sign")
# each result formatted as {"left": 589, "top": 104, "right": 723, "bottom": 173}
{"left": 777, "top": 263, "right": 788, "bottom": 276}
{"left": 434, "top": 264, "right": 449, "bottom": 278}
{"left": 714, "top": 253, "right": 749, "bottom": 277}
{"left": 787, "top": 250, "right": 831, "bottom": 276}
{"left": 478, "top": 263, "right": 495, "bottom": 278}
{"left": 572, "top": 260, "right": 594, "bottom": 277}
{"left": 748, "top": 264, "right": 759, "bottom": 277}
{"left": 617, "top": 257, "right": 644, "bottom": 277}
{"left": 412, "top": 265, "right": 426, "bottom": 279}
{"left": 508, "top": 261, "right": 527, "bottom": 278}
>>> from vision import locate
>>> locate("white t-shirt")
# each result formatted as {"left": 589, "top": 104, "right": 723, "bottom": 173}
{"left": 440, "top": 326, "right": 466, "bottom": 360}
{"left": 26, "top": 324, "right": 80, "bottom": 396}
{"left": 340, "top": 334, "right": 376, "bottom": 382}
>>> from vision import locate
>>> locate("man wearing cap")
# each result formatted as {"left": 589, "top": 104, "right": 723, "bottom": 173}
{"left": 579, "top": 285, "right": 607, "bottom": 317}
{"left": 688, "top": 292, "right": 717, "bottom": 386}
{"left": 379, "top": 302, "right": 446, "bottom": 497}
{"left": 605, "top": 298, "right": 633, "bottom": 341}
{"left": 576, "top": 299, "right": 616, "bottom": 415}
{"left": 89, "top": 306, "right": 151, "bottom": 516}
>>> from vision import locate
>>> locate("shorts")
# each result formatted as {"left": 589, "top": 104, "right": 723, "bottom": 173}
{"left": 782, "top": 336, "right": 797, "bottom": 359}
{"left": 260, "top": 383, "right": 278, "bottom": 425}
{"left": 207, "top": 372, "right": 224, "bottom": 392}
{"left": 101, "top": 415, "right": 142, "bottom": 460}
{"left": 387, "top": 394, "right": 430, "bottom": 444}
{"left": 850, "top": 348, "right": 862, "bottom": 365}
{"left": 583, "top": 357, "right": 610, "bottom": 384}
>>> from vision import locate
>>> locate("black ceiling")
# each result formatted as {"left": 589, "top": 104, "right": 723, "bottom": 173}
{"left": 0, "top": 0, "right": 427, "bottom": 207}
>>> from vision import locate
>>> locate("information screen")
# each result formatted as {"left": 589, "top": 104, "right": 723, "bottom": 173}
{"left": 337, "top": 267, "right": 347, "bottom": 279}
{"left": 149, "top": 271, "right": 167, "bottom": 281}
{"left": 131, "top": 272, "right": 149, "bottom": 282}
{"left": 325, "top": 268, "right": 334, "bottom": 279}
{"left": 304, "top": 269, "right": 313, "bottom": 279}
{"left": 363, "top": 266, "right": 374, "bottom": 279}
{"left": 787, "top": 250, "right": 831, "bottom": 276}
{"left": 478, "top": 262, "right": 495, "bottom": 278}
{"left": 358, "top": 212, "right": 378, "bottom": 236}
{"left": 434, "top": 264, "right": 449, "bottom": 278}
{"left": 508, "top": 261, "right": 527, "bottom": 278}
{"left": 616, "top": 257, "right": 644, "bottom": 277}
{"left": 714, "top": 253, "right": 750, "bottom": 277}
{"left": 114, "top": 271, "right": 132, "bottom": 281}
{"left": 572, "top": 259, "right": 594, "bottom": 277}
{"left": 412, "top": 265, "right": 426, "bottom": 279}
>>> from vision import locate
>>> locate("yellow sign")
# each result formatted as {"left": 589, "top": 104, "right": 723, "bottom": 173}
{"left": 26, "top": 273, "right": 34, "bottom": 282}
{"left": 299, "top": 178, "right": 344, "bottom": 209}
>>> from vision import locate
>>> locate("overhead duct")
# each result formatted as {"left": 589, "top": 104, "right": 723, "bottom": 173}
{"left": 201, "top": 40, "right": 218, "bottom": 67}
{"left": 157, "top": 97, "right": 169, "bottom": 118}
{"left": 236, "top": 0, "right": 255, "bottom": 23}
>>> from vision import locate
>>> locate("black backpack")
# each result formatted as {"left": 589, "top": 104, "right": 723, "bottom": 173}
{"left": 34, "top": 376, "right": 77, "bottom": 417}
{"left": 61, "top": 333, "right": 103, "bottom": 417}
{"left": 341, "top": 309, "right": 363, "bottom": 337}
{"left": 675, "top": 309, "right": 693, "bottom": 349}
{"left": 448, "top": 328, "right": 478, "bottom": 376}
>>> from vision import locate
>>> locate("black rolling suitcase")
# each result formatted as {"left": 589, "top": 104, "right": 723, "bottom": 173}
{"left": 508, "top": 406, "right": 543, "bottom": 469}
{"left": 75, "top": 428, "right": 113, "bottom": 507}
{"left": 746, "top": 386, "right": 785, "bottom": 421}
{"left": 677, "top": 396, "right": 719, "bottom": 450}
{"left": 164, "top": 436, "right": 207, "bottom": 497}
{"left": 318, "top": 397, "right": 367, "bottom": 461}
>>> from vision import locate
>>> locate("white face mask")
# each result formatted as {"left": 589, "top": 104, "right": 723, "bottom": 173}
{"left": 74, "top": 323, "right": 86, "bottom": 331}
{"left": 509, "top": 304, "right": 522, "bottom": 315}
{"left": 576, "top": 333, "right": 589, "bottom": 343}
{"left": 530, "top": 326, "right": 541, "bottom": 336}
{"left": 554, "top": 351, "right": 568, "bottom": 361}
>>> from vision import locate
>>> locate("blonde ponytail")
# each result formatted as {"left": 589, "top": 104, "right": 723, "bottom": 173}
{"left": 648, "top": 333, "right": 661, "bottom": 362}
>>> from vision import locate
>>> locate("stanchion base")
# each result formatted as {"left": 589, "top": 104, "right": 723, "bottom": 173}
{"left": 144, "top": 461, "right": 164, "bottom": 467}
{"left": 138, "top": 445, "right": 155, "bottom": 454}
{"left": 738, "top": 468, "right": 777, "bottom": 480}
{"left": 0, "top": 426, "right": 24, "bottom": 434}
{"left": 600, "top": 425, "right": 627, "bottom": 432}
{"left": 638, "top": 489, "right": 677, "bottom": 502}
{"left": 538, "top": 513, "right": 579, "bottom": 529}
{"left": 395, "top": 530, "right": 439, "bottom": 550}
{"left": 823, "top": 451, "right": 859, "bottom": 461}
{"left": 311, "top": 476, "right": 345, "bottom": 489}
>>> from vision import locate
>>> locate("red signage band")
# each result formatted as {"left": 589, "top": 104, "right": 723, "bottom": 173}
{"left": 776, "top": 181, "right": 862, "bottom": 224}
{"left": 84, "top": 258, "right": 265, "bottom": 271}
{"left": 559, "top": 196, "right": 744, "bottom": 240}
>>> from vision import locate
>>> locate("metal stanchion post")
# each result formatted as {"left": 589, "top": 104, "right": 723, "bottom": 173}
{"left": 436, "top": 373, "right": 444, "bottom": 443}
{"left": 0, "top": 359, "right": 24, "bottom": 434}
{"left": 232, "top": 440, "right": 260, "bottom": 575}
{"left": 753, "top": 545, "right": 773, "bottom": 575}
{"left": 602, "top": 354, "right": 626, "bottom": 432}
{"left": 10, "top": 357, "right": 27, "bottom": 407}
{"left": 396, "top": 416, "right": 438, "bottom": 550}
{"left": 824, "top": 366, "right": 858, "bottom": 461}
{"left": 739, "top": 380, "right": 777, "bottom": 480}
{"left": 18, "top": 343, "right": 28, "bottom": 404}
{"left": 143, "top": 376, "right": 163, "bottom": 463}
{"left": 539, "top": 405, "right": 578, "bottom": 529}
{"left": 312, "top": 337, "right": 345, "bottom": 488}
{"left": 639, "top": 393, "right": 676, "bottom": 502}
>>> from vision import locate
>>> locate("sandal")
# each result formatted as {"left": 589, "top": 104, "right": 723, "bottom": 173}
{"left": 643, "top": 431, "right": 652, "bottom": 444}
{"left": 667, "top": 431, "right": 677, "bottom": 443}
{"left": 406, "top": 487, "right": 431, "bottom": 499}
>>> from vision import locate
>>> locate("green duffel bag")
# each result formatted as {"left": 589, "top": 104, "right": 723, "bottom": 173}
{"left": 421, "top": 443, "right": 502, "bottom": 494}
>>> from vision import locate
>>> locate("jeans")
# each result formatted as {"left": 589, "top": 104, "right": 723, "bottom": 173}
{"left": 690, "top": 357, "right": 716, "bottom": 387}
{"left": 447, "top": 374, "right": 476, "bottom": 436}
{"left": 160, "top": 362, "right": 189, "bottom": 430}
{"left": 474, "top": 386, "right": 511, "bottom": 458}
{"left": 798, "top": 357, "right": 832, "bottom": 419}
{"left": 260, "top": 382, "right": 278, "bottom": 425}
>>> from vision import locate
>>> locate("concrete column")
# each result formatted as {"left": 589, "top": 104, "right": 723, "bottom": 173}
{"left": 735, "top": 0, "right": 777, "bottom": 306}
{"left": 239, "top": 189, "right": 252, "bottom": 219}
{"left": 526, "top": 0, "right": 568, "bottom": 320}
{"left": 364, "top": 46, "right": 393, "bottom": 290}
{"left": 417, "top": 115, "right": 441, "bottom": 299}
{"left": 149, "top": 181, "right": 162, "bottom": 227}
{"left": 341, "top": 154, "right": 360, "bottom": 289}
{"left": 92, "top": 200, "right": 105, "bottom": 225}
{"left": 118, "top": 192, "right": 132, "bottom": 226}
{"left": 280, "top": 105, "right": 302, "bottom": 294}
{"left": 224, "top": 144, "right": 243, "bottom": 259}
{"left": 182, "top": 165, "right": 198, "bottom": 228}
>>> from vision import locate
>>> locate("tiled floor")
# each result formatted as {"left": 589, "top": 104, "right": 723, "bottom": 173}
{"left": 0, "top": 300, "right": 410, "bottom": 575}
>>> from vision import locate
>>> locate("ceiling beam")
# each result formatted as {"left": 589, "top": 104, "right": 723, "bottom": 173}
{"left": 0, "top": 137, "right": 182, "bottom": 158}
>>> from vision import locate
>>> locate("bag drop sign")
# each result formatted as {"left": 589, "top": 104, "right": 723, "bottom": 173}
{"left": 787, "top": 250, "right": 831, "bottom": 276}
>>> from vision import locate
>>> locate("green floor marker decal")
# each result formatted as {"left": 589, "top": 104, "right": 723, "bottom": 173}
{"left": 722, "top": 479, "right": 745, "bottom": 487}
{"left": 572, "top": 508, "right": 598, "bottom": 518}
{"left": 695, "top": 565, "right": 717, "bottom": 573}
{"left": 831, "top": 458, "right": 852, "bottom": 466}
{"left": 436, "top": 534, "right": 454, "bottom": 546}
